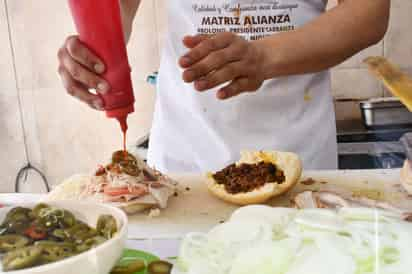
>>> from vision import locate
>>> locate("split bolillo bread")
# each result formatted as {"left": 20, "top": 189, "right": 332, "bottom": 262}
{"left": 111, "top": 201, "right": 153, "bottom": 215}
{"left": 206, "top": 150, "right": 302, "bottom": 205}
{"left": 401, "top": 160, "right": 412, "bottom": 195}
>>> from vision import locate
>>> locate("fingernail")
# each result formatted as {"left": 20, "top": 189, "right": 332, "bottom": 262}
{"left": 217, "top": 89, "right": 227, "bottom": 99}
{"left": 97, "top": 82, "right": 109, "bottom": 94}
{"left": 183, "top": 35, "right": 193, "bottom": 42}
{"left": 93, "top": 100, "right": 104, "bottom": 110}
{"left": 195, "top": 80, "right": 208, "bottom": 91}
{"left": 184, "top": 70, "right": 195, "bottom": 82}
{"left": 94, "top": 63, "right": 105, "bottom": 73}
{"left": 180, "top": 57, "right": 192, "bottom": 67}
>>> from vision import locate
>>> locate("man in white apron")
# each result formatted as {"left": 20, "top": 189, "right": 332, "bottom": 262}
{"left": 57, "top": 0, "right": 390, "bottom": 172}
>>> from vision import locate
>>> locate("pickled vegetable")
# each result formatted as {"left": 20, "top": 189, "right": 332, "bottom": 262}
{"left": 32, "top": 203, "right": 50, "bottom": 218}
{"left": 0, "top": 204, "right": 117, "bottom": 272}
{"left": 0, "top": 235, "right": 29, "bottom": 252}
{"left": 2, "top": 207, "right": 33, "bottom": 234}
{"left": 5, "top": 207, "right": 32, "bottom": 222}
{"left": 111, "top": 150, "right": 140, "bottom": 176}
{"left": 37, "top": 208, "right": 76, "bottom": 229}
{"left": 0, "top": 225, "right": 7, "bottom": 236}
{"left": 65, "top": 223, "right": 98, "bottom": 243}
{"left": 110, "top": 258, "right": 146, "bottom": 274}
{"left": 97, "top": 215, "right": 117, "bottom": 239}
{"left": 51, "top": 228, "right": 67, "bottom": 240}
{"left": 2, "top": 246, "right": 42, "bottom": 271}
{"left": 24, "top": 224, "right": 47, "bottom": 240}
{"left": 112, "top": 150, "right": 137, "bottom": 165}
{"left": 76, "top": 236, "right": 107, "bottom": 253}
{"left": 34, "top": 241, "right": 73, "bottom": 249}
{"left": 148, "top": 260, "right": 173, "bottom": 274}
{"left": 36, "top": 242, "right": 75, "bottom": 263}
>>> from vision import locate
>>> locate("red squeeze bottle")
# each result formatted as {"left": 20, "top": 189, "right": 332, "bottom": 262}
{"left": 67, "top": 0, "right": 134, "bottom": 134}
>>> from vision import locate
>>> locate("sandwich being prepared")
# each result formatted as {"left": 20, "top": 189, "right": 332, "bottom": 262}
{"left": 46, "top": 151, "right": 178, "bottom": 214}
{"left": 206, "top": 150, "right": 302, "bottom": 205}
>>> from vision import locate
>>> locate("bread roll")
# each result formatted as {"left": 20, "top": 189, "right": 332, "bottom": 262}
{"left": 206, "top": 151, "right": 302, "bottom": 205}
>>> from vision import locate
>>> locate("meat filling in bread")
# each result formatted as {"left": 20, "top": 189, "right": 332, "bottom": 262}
{"left": 84, "top": 150, "right": 177, "bottom": 207}
{"left": 212, "top": 161, "right": 286, "bottom": 194}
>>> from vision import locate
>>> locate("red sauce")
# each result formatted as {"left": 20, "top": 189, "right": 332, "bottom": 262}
{"left": 116, "top": 116, "right": 128, "bottom": 158}
{"left": 122, "top": 131, "right": 127, "bottom": 157}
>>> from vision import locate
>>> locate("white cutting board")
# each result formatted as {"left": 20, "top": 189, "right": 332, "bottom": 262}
{"left": 127, "top": 169, "right": 412, "bottom": 239}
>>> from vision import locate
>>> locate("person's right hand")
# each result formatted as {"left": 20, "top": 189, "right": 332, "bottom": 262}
{"left": 57, "top": 36, "right": 110, "bottom": 110}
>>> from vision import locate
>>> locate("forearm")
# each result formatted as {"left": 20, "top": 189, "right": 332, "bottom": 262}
{"left": 257, "top": 0, "right": 390, "bottom": 80}
{"left": 121, "top": 0, "right": 141, "bottom": 43}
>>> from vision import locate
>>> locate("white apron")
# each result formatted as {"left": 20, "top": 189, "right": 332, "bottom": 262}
{"left": 147, "top": 0, "right": 338, "bottom": 173}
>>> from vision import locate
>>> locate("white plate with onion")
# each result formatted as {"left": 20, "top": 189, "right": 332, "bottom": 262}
{"left": 173, "top": 205, "right": 412, "bottom": 274}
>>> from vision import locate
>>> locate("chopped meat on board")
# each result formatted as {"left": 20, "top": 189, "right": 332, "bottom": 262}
{"left": 293, "top": 190, "right": 412, "bottom": 222}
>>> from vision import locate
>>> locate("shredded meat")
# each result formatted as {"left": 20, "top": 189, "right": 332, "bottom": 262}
{"left": 293, "top": 190, "right": 412, "bottom": 222}
{"left": 301, "top": 178, "right": 316, "bottom": 186}
{"left": 212, "top": 161, "right": 285, "bottom": 194}
{"left": 143, "top": 169, "right": 157, "bottom": 181}
{"left": 95, "top": 166, "right": 106, "bottom": 176}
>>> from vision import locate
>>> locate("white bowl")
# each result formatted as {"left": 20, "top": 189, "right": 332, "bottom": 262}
{"left": 0, "top": 194, "right": 45, "bottom": 207}
{"left": 0, "top": 201, "right": 128, "bottom": 274}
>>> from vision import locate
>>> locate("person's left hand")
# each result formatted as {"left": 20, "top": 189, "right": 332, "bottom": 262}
{"left": 178, "top": 32, "right": 265, "bottom": 100}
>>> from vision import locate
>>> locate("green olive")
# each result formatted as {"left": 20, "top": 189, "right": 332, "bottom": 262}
{"left": 110, "top": 258, "right": 146, "bottom": 274}
{"left": 0, "top": 234, "right": 30, "bottom": 252}
{"left": 148, "top": 260, "right": 173, "bottom": 274}
{"left": 97, "top": 215, "right": 117, "bottom": 239}
{"left": 2, "top": 246, "right": 43, "bottom": 271}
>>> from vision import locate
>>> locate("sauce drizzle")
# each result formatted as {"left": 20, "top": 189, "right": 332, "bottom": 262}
{"left": 116, "top": 116, "right": 128, "bottom": 159}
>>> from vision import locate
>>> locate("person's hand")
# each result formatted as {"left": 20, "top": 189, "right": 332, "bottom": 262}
{"left": 57, "top": 36, "right": 110, "bottom": 110}
{"left": 179, "top": 32, "right": 265, "bottom": 100}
